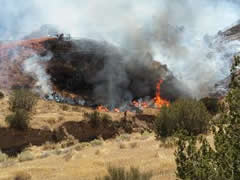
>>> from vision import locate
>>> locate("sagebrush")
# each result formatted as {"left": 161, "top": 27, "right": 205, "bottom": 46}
{"left": 155, "top": 99, "right": 211, "bottom": 137}
{"left": 5, "top": 109, "right": 30, "bottom": 130}
{"left": 9, "top": 89, "right": 38, "bottom": 112}
{"left": 96, "top": 166, "right": 152, "bottom": 180}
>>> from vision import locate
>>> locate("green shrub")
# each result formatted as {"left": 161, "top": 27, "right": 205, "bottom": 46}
{"left": 84, "top": 111, "right": 112, "bottom": 128}
{"left": 5, "top": 109, "right": 30, "bottom": 130}
{"left": 154, "top": 99, "right": 211, "bottom": 137}
{"left": 0, "top": 91, "right": 4, "bottom": 99}
{"left": 200, "top": 97, "right": 219, "bottom": 114}
{"left": 96, "top": 166, "right": 152, "bottom": 180}
{"left": 9, "top": 89, "right": 38, "bottom": 112}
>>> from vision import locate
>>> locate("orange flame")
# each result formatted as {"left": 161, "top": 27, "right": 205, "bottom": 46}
{"left": 154, "top": 80, "right": 170, "bottom": 108}
{"left": 114, "top": 108, "right": 120, "bottom": 113}
{"left": 97, "top": 105, "right": 109, "bottom": 112}
{"left": 132, "top": 100, "right": 149, "bottom": 108}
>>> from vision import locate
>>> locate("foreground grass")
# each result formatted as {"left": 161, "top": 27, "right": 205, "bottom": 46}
{"left": 0, "top": 133, "right": 177, "bottom": 180}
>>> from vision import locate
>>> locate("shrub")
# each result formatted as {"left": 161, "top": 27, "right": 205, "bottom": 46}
{"left": 96, "top": 166, "right": 153, "bottom": 180}
{"left": 84, "top": 111, "right": 112, "bottom": 128}
{"left": 61, "top": 104, "right": 69, "bottom": 111}
{"left": 175, "top": 56, "right": 240, "bottom": 180}
{"left": 9, "top": 89, "right": 38, "bottom": 112}
{"left": 90, "top": 139, "right": 103, "bottom": 146}
{"left": 200, "top": 97, "right": 219, "bottom": 114}
{"left": 0, "top": 151, "right": 8, "bottom": 163}
{"left": 5, "top": 109, "right": 30, "bottom": 130}
{"left": 119, "top": 143, "right": 127, "bottom": 149}
{"left": 118, "top": 134, "right": 131, "bottom": 141}
{"left": 154, "top": 99, "right": 211, "bottom": 137}
{"left": 0, "top": 91, "right": 4, "bottom": 99}
{"left": 18, "top": 151, "right": 34, "bottom": 162}
{"left": 74, "top": 142, "right": 90, "bottom": 151}
{"left": 129, "top": 142, "right": 138, "bottom": 149}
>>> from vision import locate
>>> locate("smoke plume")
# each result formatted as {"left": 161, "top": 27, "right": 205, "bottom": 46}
{"left": 1, "top": 0, "right": 240, "bottom": 98}
{"left": 23, "top": 52, "right": 53, "bottom": 95}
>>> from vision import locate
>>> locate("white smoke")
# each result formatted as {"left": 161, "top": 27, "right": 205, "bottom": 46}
{"left": 2, "top": 0, "right": 240, "bottom": 97}
{"left": 23, "top": 52, "right": 53, "bottom": 95}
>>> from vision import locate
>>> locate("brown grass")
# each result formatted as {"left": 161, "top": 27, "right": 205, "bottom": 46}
{"left": 14, "top": 171, "right": 31, "bottom": 180}
{"left": 0, "top": 133, "right": 177, "bottom": 180}
{"left": 0, "top": 97, "right": 215, "bottom": 180}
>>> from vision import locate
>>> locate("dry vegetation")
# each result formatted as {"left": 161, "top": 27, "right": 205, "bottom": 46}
{"left": 0, "top": 133, "right": 177, "bottom": 180}
{"left": 0, "top": 92, "right": 216, "bottom": 180}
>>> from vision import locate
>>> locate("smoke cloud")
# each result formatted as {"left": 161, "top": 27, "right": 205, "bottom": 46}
{"left": 1, "top": 0, "right": 240, "bottom": 98}
{"left": 23, "top": 52, "right": 53, "bottom": 95}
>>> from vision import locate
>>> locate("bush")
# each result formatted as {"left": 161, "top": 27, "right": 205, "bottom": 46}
{"left": 96, "top": 166, "right": 152, "bottom": 180}
{"left": 61, "top": 104, "right": 69, "bottom": 111}
{"left": 175, "top": 56, "right": 240, "bottom": 180}
{"left": 154, "top": 99, "right": 211, "bottom": 137}
{"left": 0, "top": 150, "right": 8, "bottom": 163}
{"left": 200, "top": 97, "right": 219, "bottom": 114}
{"left": 90, "top": 139, "right": 103, "bottom": 146}
{"left": 84, "top": 111, "right": 112, "bottom": 128}
{"left": 9, "top": 89, "right": 38, "bottom": 112}
{"left": 14, "top": 171, "right": 32, "bottom": 180}
{"left": 5, "top": 109, "right": 30, "bottom": 130}
{"left": 18, "top": 151, "right": 34, "bottom": 162}
{"left": 0, "top": 91, "right": 4, "bottom": 99}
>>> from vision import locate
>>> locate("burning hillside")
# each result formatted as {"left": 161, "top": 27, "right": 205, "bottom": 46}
{"left": 0, "top": 35, "right": 188, "bottom": 110}
{"left": 1, "top": 19, "right": 240, "bottom": 110}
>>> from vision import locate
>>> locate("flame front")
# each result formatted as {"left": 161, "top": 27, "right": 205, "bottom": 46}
{"left": 97, "top": 80, "right": 169, "bottom": 112}
{"left": 154, "top": 80, "right": 170, "bottom": 108}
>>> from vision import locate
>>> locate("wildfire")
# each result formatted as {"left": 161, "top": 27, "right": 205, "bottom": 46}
{"left": 97, "top": 105, "right": 109, "bottom": 112}
{"left": 154, "top": 80, "right": 170, "bottom": 108}
{"left": 132, "top": 100, "right": 149, "bottom": 108}
{"left": 114, "top": 108, "right": 120, "bottom": 113}
{"left": 97, "top": 80, "right": 169, "bottom": 112}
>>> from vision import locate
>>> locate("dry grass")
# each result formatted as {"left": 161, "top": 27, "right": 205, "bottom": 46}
{"left": 14, "top": 171, "right": 31, "bottom": 180}
{"left": 0, "top": 133, "right": 177, "bottom": 180}
{"left": 119, "top": 143, "right": 127, "bottom": 149}
{"left": 129, "top": 142, "right": 138, "bottom": 149}
{"left": 0, "top": 97, "right": 189, "bottom": 180}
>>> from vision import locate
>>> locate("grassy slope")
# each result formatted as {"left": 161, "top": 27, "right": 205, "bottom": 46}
{"left": 0, "top": 95, "right": 175, "bottom": 180}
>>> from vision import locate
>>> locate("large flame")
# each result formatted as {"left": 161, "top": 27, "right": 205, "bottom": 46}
{"left": 154, "top": 80, "right": 170, "bottom": 108}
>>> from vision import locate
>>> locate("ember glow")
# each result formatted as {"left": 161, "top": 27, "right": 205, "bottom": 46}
{"left": 132, "top": 100, "right": 149, "bottom": 108}
{"left": 154, "top": 80, "right": 170, "bottom": 108}
{"left": 97, "top": 105, "right": 109, "bottom": 112}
